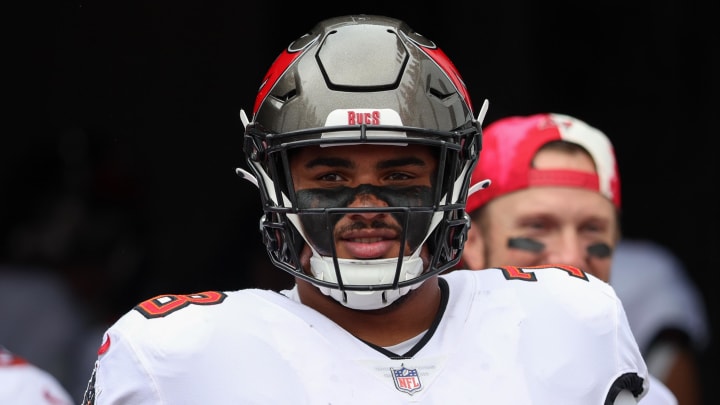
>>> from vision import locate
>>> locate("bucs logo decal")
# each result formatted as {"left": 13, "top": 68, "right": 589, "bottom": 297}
{"left": 347, "top": 110, "right": 380, "bottom": 125}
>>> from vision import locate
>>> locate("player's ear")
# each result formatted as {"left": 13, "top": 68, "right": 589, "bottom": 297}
{"left": 462, "top": 219, "right": 486, "bottom": 270}
{"left": 299, "top": 243, "right": 313, "bottom": 273}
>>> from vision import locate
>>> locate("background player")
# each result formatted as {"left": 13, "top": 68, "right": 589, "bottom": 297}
{"left": 461, "top": 112, "right": 705, "bottom": 404}
{"left": 611, "top": 238, "right": 709, "bottom": 404}
{"left": 0, "top": 345, "right": 74, "bottom": 405}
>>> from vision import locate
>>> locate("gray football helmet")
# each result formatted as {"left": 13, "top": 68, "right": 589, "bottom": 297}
{"left": 238, "top": 15, "right": 486, "bottom": 310}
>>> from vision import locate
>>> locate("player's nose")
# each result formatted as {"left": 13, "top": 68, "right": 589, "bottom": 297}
{"left": 347, "top": 191, "right": 389, "bottom": 220}
{"left": 545, "top": 232, "right": 588, "bottom": 271}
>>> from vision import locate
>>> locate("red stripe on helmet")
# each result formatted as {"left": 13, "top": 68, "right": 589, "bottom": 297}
{"left": 420, "top": 46, "right": 473, "bottom": 112}
{"left": 253, "top": 49, "right": 304, "bottom": 116}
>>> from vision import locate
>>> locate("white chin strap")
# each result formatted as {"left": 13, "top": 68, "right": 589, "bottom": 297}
{"left": 309, "top": 253, "right": 425, "bottom": 310}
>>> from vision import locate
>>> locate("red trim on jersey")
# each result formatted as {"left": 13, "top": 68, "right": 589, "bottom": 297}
{"left": 0, "top": 350, "right": 28, "bottom": 366}
{"left": 98, "top": 334, "right": 111, "bottom": 355}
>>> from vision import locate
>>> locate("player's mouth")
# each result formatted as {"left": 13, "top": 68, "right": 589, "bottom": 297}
{"left": 339, "top": 229, "right": 399, "bottom": 259}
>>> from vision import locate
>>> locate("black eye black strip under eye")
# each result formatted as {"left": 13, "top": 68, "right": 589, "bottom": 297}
{"left": 507, "top": 237, "right": 545, "bottom": 253}
{"left": 587, "top": 243, "right": 612, "bottom": 258}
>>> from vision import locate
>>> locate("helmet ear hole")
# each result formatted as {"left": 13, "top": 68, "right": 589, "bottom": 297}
{"left": 426, "top": 211, "right": 470, "bottom": 271}
{"left": 259, "top": 217, "right": 279, "bottom": 252}
{"left": 451, "top": 220, "right": 468, "bottom": 250}
{"left": 243, "top": 128, "right": 266, "bottom": 162}
{"left": 259, "top": 213, "right": 306, "bottom": 275}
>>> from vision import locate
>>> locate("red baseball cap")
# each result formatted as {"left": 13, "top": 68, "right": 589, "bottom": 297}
{"left": 466, "top": 113, "right": 621, "bottom": 213}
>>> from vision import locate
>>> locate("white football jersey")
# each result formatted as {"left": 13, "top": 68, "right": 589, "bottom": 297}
{"left": 0, "top": 346, "right": 75, "bottom": 405}
{"left": 83, "top": 266, "right": 648, "bottom": 404}
{"left": 610, "top": 239, "right": 709, "bottom": 354}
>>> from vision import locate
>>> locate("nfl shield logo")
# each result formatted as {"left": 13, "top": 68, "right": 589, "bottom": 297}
{"left": 391, "top": 365, "right": 422, "bottom": 395}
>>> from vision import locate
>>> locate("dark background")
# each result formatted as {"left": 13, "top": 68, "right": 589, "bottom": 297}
{"left": 3, "top": 1, "right": 717, "bottom": 401}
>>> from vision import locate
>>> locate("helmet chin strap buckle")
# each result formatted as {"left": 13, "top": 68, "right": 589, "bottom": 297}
{"left": 342, "top": 290, "right": 388, "bottom": 305}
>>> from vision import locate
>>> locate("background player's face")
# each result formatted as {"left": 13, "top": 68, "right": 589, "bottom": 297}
{"left": 465, "top": 148, "right": 619, "bottom": 281}
{"left": 289, "top": 144, "right": 438, "bottom": 260}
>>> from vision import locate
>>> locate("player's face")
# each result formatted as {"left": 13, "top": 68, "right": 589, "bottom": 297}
{"left": 466, "top": 148, "right": 619, "bottom": 282}
{"left": 482, "top": 187, "right": 617, "bottom": 281}
{"left": 289, "top": 144, "right": 438, "bottom": 261}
